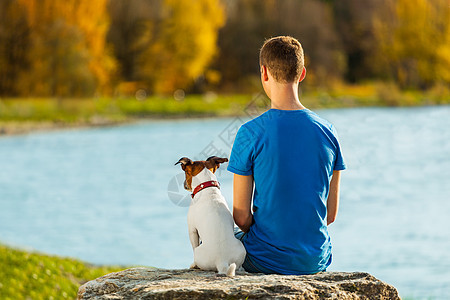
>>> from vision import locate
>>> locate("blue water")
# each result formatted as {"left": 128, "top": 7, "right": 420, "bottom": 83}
{"left": 1, "top": 107, "right": 449, "bottom": 299}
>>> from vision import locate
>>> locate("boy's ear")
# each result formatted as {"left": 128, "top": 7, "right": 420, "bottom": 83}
{"left": 299, "top": 67, "right": 307, "bottom": 83}
{"left": 261, "top": 65, "right": 269, "bottom": 81}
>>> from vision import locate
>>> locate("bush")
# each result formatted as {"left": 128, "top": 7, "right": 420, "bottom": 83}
{"left": 376, "top": 82, "right": 404, "bottom": 106}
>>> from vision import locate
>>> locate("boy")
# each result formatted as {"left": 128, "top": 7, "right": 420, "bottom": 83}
{"left": 227, "top": 36, "right": 346, "bottom": 275}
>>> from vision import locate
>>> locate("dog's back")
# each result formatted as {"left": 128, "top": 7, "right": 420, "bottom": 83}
{"left": 188, "top": 191, "right": 246, "bottom": 275}
{"left": 176, "top": 156, "right": 246, "bottom": 276}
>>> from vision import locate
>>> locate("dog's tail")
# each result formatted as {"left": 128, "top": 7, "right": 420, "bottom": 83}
{"left": 226, "top": 263, "right": 236, "bottom": 277}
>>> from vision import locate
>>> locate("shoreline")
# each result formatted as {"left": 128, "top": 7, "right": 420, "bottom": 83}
{"left": 1, "top": 86, "right": 448, "bottom": 137}
{"left": 0, "top": 119, "right": 130, "bottom": 137}
{"left": 0, "top": 113, "right": 231, "bottom": 137}
{"left": 2, "top": 103, "right": 450, "bottom": 137}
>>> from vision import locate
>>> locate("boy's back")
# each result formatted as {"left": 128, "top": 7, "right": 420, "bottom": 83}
{"left": 228, "top": 108, "right": 345, "bottom": 274}
{"left": 229, "top": 36, "right": 345, "bottom": 275}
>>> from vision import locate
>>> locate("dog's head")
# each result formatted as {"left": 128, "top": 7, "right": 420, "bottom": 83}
{"left": 175, "top": 156, "right": 228, "bottom": 191}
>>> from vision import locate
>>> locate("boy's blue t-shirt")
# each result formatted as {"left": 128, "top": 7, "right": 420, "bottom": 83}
{"left": 227, "top": 108, "right": 346, "bottom": 275}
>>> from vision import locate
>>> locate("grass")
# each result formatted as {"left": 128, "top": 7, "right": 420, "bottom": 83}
{"left": 0, "top": 94, "right": 253, "bottom": 134}
{"left": 0, "top": 82, "right": 449, "bottom": 135}
{"left": 0, "top": 94, "right": 252, "bottom": 123}
{"left": 0, "top": 244, "right": 126, "bottom": 300}
{"left": 301, "top": 81, "right": 450, "bottom": 109}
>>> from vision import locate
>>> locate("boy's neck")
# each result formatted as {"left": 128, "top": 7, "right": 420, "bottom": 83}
{"left": 268, "top": 82, "right": 306, "bottom": 111}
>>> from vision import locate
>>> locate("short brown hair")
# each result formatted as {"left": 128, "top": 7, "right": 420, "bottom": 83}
{"left": 259, "top": 36, "right": 304, "bottom": 83}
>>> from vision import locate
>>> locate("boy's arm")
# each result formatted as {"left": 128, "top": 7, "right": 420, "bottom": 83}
{"left": 232, "top": 173, "right": 254, "bottom": 233}
{"left": 327, "top": 170, "right": 341, "bottom": 225}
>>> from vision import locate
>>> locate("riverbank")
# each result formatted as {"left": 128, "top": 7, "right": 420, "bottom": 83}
{"left": 0, "top": 94, "right": 249, "bottom": 136}
{"left": 0, "top": 244, "right": 125, "bottom": 299}
{"left": 1, "top": 83, "right": 449, "bottom": 136}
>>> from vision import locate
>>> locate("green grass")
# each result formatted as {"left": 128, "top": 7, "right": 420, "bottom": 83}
{"left": 0, "top": 94, "right": 253, "bottom": 123}
{"left": 0, "top": 94, "right": 253, "bottom": 134}
{"left": 0, "top": 83, "right": 448, "bottom": 134}
{"left": 301, "top": 82, "right": 450, "bottom": 109}
{"left": 0, "top": 244, "right": 126, "bottom": 300}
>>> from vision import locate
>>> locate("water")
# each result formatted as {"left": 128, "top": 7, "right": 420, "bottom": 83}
{"left": 1, "top": 107, "right": 449, "bottom": 299}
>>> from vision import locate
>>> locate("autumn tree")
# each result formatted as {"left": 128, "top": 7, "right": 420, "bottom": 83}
{"left": 287, "top": 0, "right": 344, "bottom": 86}
{"left": 141, "top": 0, "right": 225, "bottom": 94}
{"left": 0, "top": 0, "right": 29, "bottom": 95}
{"left": 374, "top": 0, "right": 450, "bottom": 89}
{"left": 215, "top": 0, "right": 344, "bottom": 90}
{"left": 333, "top": 0, "right": 389, "bottom": 82}
{"left": 213, "top": 0, "right": 272, "bottom": 90}
{"left": 108, "top": 0, "right": 224, "bottom": 94}
{"left": 0, "top": 0, "right": 116, "bottom": 97}
{"left": 108, "top": 0, "right": 162, "bottom": 83}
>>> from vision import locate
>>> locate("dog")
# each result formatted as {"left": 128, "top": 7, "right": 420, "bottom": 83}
{"left": 175, "top": 156, "right": 246, "bottom": 276}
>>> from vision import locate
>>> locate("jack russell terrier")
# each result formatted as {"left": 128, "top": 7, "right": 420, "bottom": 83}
{"left": 175, "top": 156, "right": 246, "bottom": 276}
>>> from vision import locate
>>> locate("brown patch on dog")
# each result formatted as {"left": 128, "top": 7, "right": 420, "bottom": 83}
{"left": 205, "top": 156, "right": 229, "bottom": 174}
{"left": 175, "top": 156, "right": 228, "bottom": 191}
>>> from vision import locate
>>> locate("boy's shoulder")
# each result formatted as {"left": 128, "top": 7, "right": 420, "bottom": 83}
{"left": 239, "top": 110, "right": 272, "bottom": 135}
{"left": 244, "top": 108, "right": 331, "bottom": 125}
{"left": 305, "top": 109, "right": 335, "bottom": 131}
{"left": 240, "top": 108, "right": 337, "bottom": 137}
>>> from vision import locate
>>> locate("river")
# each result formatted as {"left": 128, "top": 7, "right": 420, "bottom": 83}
{"left": 0, "top": 106, "right": 449, "bottom": 299}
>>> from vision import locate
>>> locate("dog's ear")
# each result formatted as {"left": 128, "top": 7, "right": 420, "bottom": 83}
{"left": 175, "top": 157, "right": 193, "bottom": 171}
{"left": 206, "top": 156, "right": 229, "bottom": 164}
{"left": 205, "top": 156, "right": 228, "bottom": 173}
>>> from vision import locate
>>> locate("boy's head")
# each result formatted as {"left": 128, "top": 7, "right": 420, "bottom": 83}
{"left": 259, "top": 36, "right": 305, "bottom": 83}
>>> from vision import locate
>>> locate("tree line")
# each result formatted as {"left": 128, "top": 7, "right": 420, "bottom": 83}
{"left": 0, "top": 0, "right": 449, "bottom": 97}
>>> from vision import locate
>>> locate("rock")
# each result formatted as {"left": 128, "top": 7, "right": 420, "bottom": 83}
{"left": 78, "top": 268, "right": 400, "bottom": 299}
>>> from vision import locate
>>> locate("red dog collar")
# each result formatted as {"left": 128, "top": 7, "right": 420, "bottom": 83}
{"left": 191, "top": 180, "right": 220, "bottom": 198}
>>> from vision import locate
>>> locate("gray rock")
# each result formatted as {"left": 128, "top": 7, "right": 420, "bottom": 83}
{"left": 77, "top": 267, "right": 400, "bottom": 299}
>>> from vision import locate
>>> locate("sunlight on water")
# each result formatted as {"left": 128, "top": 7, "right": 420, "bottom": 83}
{"left": 0, "top": 106, "right": 449, "bottom": 299}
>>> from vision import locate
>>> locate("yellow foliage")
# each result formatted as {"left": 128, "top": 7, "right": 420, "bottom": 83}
{"left": 15, "top": 0, "right": 116, "bottom": 96}
{"left": 138, "top": 0, "right": 225, "bottom": 94}
{"left": 435, "top": 2, "right": 450, "bottom": 84}
{"left": 374, "top": 0, "right": 450, "bottom": 88}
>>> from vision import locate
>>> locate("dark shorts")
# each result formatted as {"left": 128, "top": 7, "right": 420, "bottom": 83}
{"left": 234, "top": 227, "right": 328, "bottom": 275}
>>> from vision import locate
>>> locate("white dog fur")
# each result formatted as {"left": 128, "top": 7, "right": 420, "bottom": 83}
{"left": 179, "top": 160, "right": 246, "bottom": 276}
